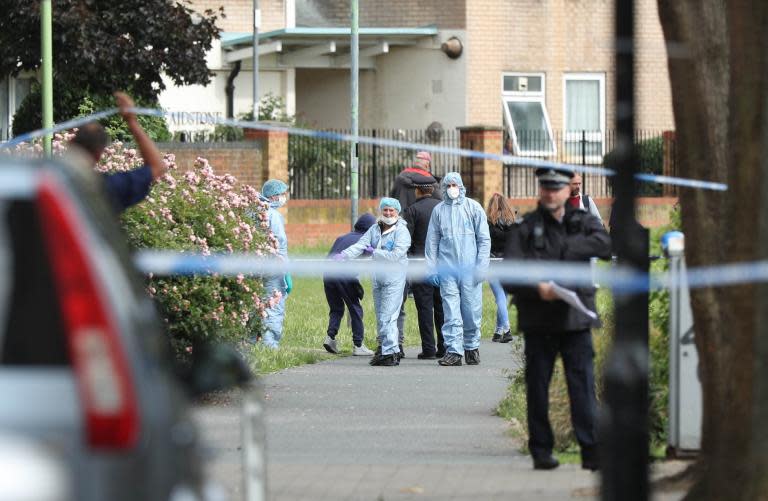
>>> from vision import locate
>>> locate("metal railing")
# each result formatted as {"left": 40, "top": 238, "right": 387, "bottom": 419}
{"left": 503, "top": 129, "right": 674, "bottom": 198}
{"left": 289, "top": 128, "right": 461, "bottom": 199}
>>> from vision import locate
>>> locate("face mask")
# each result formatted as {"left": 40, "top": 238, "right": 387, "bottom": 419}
{"left": 380, "top": 215, "right": 398, "bottom": 226}
{"left": 447, "top": 186, "right": 460, "bottom": 200}
{"left": 271, "top": 195, "right": 287, "bottom": 208}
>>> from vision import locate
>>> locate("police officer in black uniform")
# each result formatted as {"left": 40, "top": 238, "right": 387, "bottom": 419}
{"left": 503, "top": 167, "right": 611, "bottom": 471}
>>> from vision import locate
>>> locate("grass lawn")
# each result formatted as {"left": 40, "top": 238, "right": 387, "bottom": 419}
{"left": 245, "top": 240, "right": 500, "bottom": 374}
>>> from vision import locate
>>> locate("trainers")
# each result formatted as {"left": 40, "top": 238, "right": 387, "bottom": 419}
{"left": 417, "top": 352, "right": 437, "bottom": 360}
{"left": 492, "top": 333, "right": 502, "bottom": 342}
{"left": 464, "top": 349, "right": 480, "bottom": 365}
{"left": 371, "top": 353, "right": 399, "bottom": 366}
{"left": 500, "top": 330, "right": 514, "bottom": 343}
{"left": 352, "top": 344, "right": 374, "bottom": 356}
{"left": 438, "top": 352, "right": 463, "bottom": 366}
{"left": 323, "top": 336, "right": 339, "bottom": 354}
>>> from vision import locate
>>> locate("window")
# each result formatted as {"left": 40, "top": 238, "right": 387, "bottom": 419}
{"left": 564, "top": 73, "right": 605, "bottom": 163}
{"left": 502, "top": 72, "right": 556, "bottom": 156}
{"left": 0, "top": 76, "right": 34, "bottom": 141}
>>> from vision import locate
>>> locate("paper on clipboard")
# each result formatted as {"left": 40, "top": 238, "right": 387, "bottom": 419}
{"left": 549, "top": 281, "right": 598, "bottom": 320}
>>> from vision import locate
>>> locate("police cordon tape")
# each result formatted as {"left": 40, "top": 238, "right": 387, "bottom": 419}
{"left": 133, "top": 250, "right": 699, "bottom": 293}
{"left": 0, "top": 107, "right": 728, "bottom": 192}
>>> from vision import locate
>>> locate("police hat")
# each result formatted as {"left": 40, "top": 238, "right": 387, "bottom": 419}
{"left": 410, "top": 172, "right": 437, "bottom": 188}
{"left": 535, "top": 167, "right": 574, "bottom": 188}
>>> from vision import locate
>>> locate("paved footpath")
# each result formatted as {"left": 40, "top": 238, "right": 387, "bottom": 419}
{"left": 194, "top": 340, "right": 686, "bottom": 501}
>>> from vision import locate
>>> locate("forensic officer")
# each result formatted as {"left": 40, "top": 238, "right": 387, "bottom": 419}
{"left": 503, "top": 167, "right": 611, "bottom": 471}
{"left": 336, "top": 198, "right": 411, "bottom": 366}
{"left": 425, "top": 172, "right": 491, "bottom": 367}
{"left": 255, "top": 179, "right": 291, "bottom": 348}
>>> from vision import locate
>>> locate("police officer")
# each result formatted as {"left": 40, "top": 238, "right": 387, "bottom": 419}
{"left": 503, "top": 167, "right": 610, "bottom": 471}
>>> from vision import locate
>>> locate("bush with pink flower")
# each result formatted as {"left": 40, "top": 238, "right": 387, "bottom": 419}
{"left": 24, "top": 133, "right": 276, "bottom": 357}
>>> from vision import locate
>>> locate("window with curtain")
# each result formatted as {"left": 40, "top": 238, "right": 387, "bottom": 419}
{"left": 564, "top": 74, "right": 605, "bottom": 162}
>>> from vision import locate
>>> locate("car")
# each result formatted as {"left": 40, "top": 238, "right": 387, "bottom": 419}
{"left": 0, "top": 155, "right": 249, "bottom": 501}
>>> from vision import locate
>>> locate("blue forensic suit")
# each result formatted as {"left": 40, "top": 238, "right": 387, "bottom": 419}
{"left": 342, "top": 219, "right": 410, "bottom": 356}
{"left": 424, "top": 173, "right": 491, "bottom": 355}
{"left": 260, "top": 200, "right": 289, "bottom": 348}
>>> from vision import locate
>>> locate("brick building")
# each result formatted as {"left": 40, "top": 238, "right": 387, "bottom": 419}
{"left": 162, "top": 0, "right": 674, "bottom": 152}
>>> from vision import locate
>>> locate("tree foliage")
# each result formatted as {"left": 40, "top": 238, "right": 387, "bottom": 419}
{"left": 0, "top": 0, "right": 222, "bottom": 100}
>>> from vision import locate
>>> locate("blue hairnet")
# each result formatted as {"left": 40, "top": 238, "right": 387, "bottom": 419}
{"left": 379, "top": 197, "right": 401, "bottom": 212}
{"left": 262, "top": 179, "right": 288, "bottom": 198}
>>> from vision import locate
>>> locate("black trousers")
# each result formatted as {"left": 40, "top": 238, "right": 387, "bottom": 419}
{"left": 523, "top": 329, "right": 598, "bottom": 463}
{"left": 399, "top": 280, "right": 445, "bottom": 355}
{"left": 323, "top": 279, "right": 364, "bottom": 346}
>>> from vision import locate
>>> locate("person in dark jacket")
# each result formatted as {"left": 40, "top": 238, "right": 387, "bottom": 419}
{"left": 389, "top": 151, "right": 442, "bottom": 211}
{"left": 68, "top": 92, "right": 167, "bottom": 213}
{"left": 401, "top": 173, "right": 445, "bottom": 359}
{"left": 322, "top": 213, "right": 377, "bottom": 356}
{"left": 391, "top": 151, "right": 440, "bottom": 355}
{"left": 485, "top": 193, "right": 518, "bottom": 343}
{"left": 503, "top": 167, "right": 611, "bottom": 472}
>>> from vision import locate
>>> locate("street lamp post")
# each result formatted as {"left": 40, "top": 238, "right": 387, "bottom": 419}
{"left": 41, "top": 0, "right": 53, "bottom": 157}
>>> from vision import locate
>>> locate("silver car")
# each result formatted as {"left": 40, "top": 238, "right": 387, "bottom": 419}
{"left": 0, "top": 157, "right": 247, "bottom": 500}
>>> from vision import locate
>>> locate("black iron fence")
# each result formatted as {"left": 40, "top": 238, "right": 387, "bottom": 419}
{"left": 503, "top": 129, "right": 675, "bottom": 198}
{"left": 289, "top": 129, "right": 461, "bottom": 199}
{"left": 171, "top": 126, "right": 676, "bottom": 200}
{"left": 290, "top": 128, "right": 674, "bottom": 200}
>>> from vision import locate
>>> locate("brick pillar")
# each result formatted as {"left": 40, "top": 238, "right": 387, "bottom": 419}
{"left": 245, "top": 122, "right": 290, "bottom": 220}
{"left": 457, "top": 125, "right": 503, "bottom": 208}
{"left": 244, "top": 122, "right": 289, "bottom": 189}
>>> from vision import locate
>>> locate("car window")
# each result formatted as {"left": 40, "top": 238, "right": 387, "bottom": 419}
{"left": 1, "top": 199, "right": 69, "bottom": 366}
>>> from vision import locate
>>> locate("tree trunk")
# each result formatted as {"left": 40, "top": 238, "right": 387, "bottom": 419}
{"left": 657, "top": 1, "right": 768, "bottom": 498}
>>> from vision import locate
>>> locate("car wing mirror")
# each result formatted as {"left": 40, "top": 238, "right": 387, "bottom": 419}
{"left": 183, "top": 343, "right": 253, "bottom": 397}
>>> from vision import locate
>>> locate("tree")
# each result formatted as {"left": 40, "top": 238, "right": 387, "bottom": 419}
{"left": 0, "top": 0, "right": 222, "bottom": 133}
{"left": 657, "top": 1, "right": 768, "bottom": 498}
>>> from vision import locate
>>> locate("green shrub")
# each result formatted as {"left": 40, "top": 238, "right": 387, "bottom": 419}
{"left": 116, "top": 153, "right": 274, "bottom": 357}
{"left": 603, "top": 135, "right": 665, "bottom": 196}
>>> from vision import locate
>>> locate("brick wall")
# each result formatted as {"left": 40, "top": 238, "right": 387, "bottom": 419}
{"left": 158, "top": 142, "right": 264, "bottom": 187}
{"left": 284, "top": 197, "right": 678, "bottom": 245}
{"left": 296, "top": 0, "right": 465, "bottom": 29}
{"left": 190, "top": 0, "right": 286, "bottom": 33}
{"left": 465, "top": 0, "right": 674, "bottom": 131}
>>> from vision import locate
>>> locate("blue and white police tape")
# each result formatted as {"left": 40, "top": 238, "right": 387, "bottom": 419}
{"left": 0, "top": 109, "right": 119, "bottom": 149}
{"left": 134, "top": 250, "right": 768, "bottom": 292}
{"left": 134, "top": 250, "right": 658, "bottom": 292}
{"left": 1, "top": 106, "right": 728, "bottom": 192}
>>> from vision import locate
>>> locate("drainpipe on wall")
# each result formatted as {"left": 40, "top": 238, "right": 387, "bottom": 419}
{"left": 226, "top": 61, "right": 242, "bottom": 119}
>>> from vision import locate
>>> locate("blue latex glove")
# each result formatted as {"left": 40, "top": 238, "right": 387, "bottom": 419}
{"left": 428, "top": 274, "right": 440, "bottom": 288}
{"left": 383, "top": 240, "right": 395, "bottom": 251}
{"left": 332, "top": 253, "right": 346, "bottom": 262}
{"left": 284, "top": 274, "right": 293, "bottom": 295}
{"left": 364, "top": 245, "right": 375, "bottom": 254}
